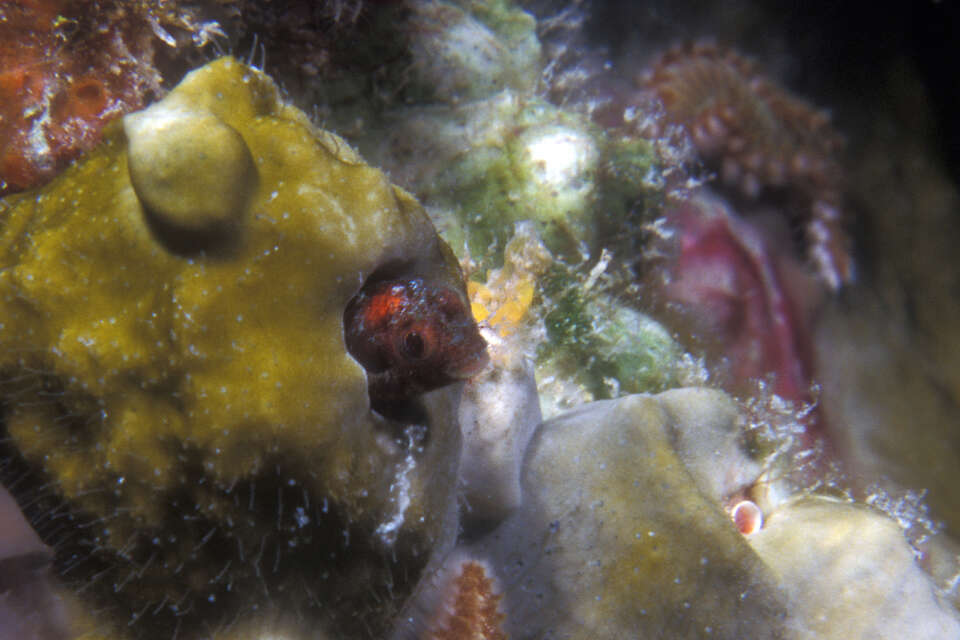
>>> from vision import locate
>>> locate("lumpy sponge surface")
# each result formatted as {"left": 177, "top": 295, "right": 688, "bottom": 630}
{"left": 0, "top": 56, "right": 465, "bottom": 638}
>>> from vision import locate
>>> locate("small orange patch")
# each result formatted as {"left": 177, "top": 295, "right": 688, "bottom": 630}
{"left": 362, "top": 289, "right": 407, "bottom": 327}
{"left": 62, "top": 77, "right": 110, "bottom": 121}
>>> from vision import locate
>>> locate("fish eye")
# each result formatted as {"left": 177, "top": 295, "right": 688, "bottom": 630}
{"left": 399, "top": 330, "right": 427, "bottom": 360}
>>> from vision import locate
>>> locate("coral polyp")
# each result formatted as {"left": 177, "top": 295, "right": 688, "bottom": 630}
{"left": 422, "top": 559, "right": 507, "bottom": 640}
{"left": 639, "top": 41, "right": 853, "bottom": 289}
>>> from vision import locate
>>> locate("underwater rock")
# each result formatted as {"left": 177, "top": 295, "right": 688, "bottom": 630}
{"left": 656, "top": 387, "right": 761, "bottom": 504}
{"left": 458, "top": 222, "right": 548, "bottom": 529}
{"left": 748, "top": 498, "right": 960, "bottom": 639}
{"left": 458, "top": 327, "right": 542, "bottom": 530}
{"left": 0, "top": 488, "right": 73, "bottom": 640}
{"left": 0, "top": 57, "right": 476, "bottom": 639}
{"left": 469, "top": 392, "right": 787, "bottom": 639}
{"left": 0, "top": 555, "right": 74, "bottom": 640}
{"left": 406, "top": 0, "right": 541, "bottom": 103}
{"left": 814, "top": 288, "right": 960, "bottom": 535}
{"left": 0, "top": 485, "right": 48, "bottom": 564}
{"left": 815, "top": 73, "right": 960, "bottom": 540}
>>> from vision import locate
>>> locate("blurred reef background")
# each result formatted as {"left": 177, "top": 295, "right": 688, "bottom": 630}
{"left": 1, "top": 0, "right": 960, "bottom": 638}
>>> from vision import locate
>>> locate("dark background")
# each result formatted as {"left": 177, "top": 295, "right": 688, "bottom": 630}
{"left": 578, "top": 0, "right": 960, "bottom": 187}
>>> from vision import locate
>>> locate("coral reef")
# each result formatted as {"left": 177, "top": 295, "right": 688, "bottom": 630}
{"left": 370, "top": 91, "right": 606, "bottom": 263}
{"left": 0, "top": 56, "right": 476, "bottom": 639}
{"left": 748, "top": 497, "right": 960, "bottom": 639}
{"left": 348, "top": 1, "right": 660, "bottom": 265}
{"left": 0, "top": 0, "right": 225, "bottom": 197}
{"left": 373, "top": 92, "right": 667, "bottom": 271}
{"left": 639, "top": 42, "right": 853, "bottom": 290}
{"left": 462, "top": 221, "right": 685, "bottom": 418}
{"left": 0, "top": 1, "right": 958, "bottom": 638}
{"left": 334, "top": 0, "right": 686, "bottom": 416}
{"left": 457, "top": 390, "right": 960, "bottom": 639}
{"left": 469, "top": 391, "right": 787, "bottom": 639}
{"left": 230, "top": 0, "right": 373, "bottom": 78}
{"left": 405, "top": 0, "right": 541, "bottom": 104}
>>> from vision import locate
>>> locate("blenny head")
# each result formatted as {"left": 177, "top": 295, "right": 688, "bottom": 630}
{"left": 344, "top": 277, "right": 488, "bottom": 420}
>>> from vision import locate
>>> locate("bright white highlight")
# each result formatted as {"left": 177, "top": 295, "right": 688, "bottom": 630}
{"left": 524, "top": 129, "right": 595, "bottom": 189}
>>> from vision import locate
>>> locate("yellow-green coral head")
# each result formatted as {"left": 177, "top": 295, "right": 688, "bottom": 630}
{"left": 0, "top": 57, "right": 468, "bottom": 639}
{"left": 124, "top": 105, "right": 257, "bottom": 253}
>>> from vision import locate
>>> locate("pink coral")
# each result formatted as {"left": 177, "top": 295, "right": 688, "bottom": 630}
{"left": 639, "top": 41, "right": 853, "bottom": 290}
{"left": 649, "top": 193, "right": 824, "bottom": 444}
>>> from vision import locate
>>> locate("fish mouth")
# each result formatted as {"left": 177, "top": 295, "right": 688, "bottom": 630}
{"left": 446, "top": 334, "right": 491, "bottom": 380}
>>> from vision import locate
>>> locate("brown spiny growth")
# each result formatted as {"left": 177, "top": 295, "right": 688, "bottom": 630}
{"left": 639, "top": 41, "right": 853, "bottom": 290}
{"left": 425, "top": 560, "right": 507, "bottom": 640}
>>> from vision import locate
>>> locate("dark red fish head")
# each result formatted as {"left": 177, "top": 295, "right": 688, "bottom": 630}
{"left": 344, "top": 277, "right": 488, "bottom": 416}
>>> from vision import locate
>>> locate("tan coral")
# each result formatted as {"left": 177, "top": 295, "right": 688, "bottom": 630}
{"left": 639, "top": 41, "right": 853, "bottom": 290}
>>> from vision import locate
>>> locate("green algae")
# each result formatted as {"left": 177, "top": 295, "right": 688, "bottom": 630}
{"left": 0, "top": 57, "right": 467, "bottom": 639}
{"left": 371, "top": 90, "right": 664, "bottom": 276}
{"left": 422, "top": 95, "right": 602, "bottom": 263}
{"left": 535, "top": 259, "right": 683, "bottom": 411}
